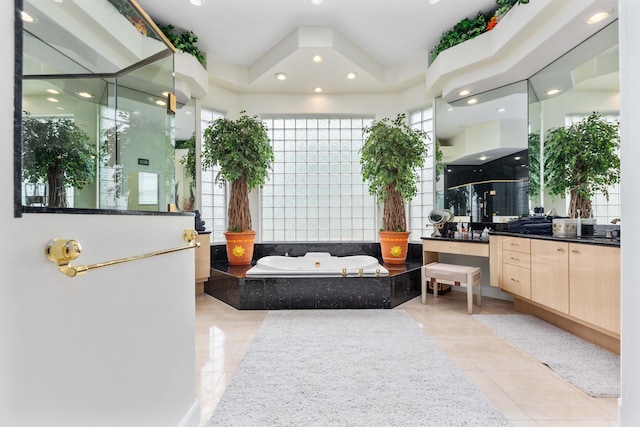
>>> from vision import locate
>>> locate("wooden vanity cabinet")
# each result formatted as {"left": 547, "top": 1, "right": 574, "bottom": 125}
{"left": 569, "top": 243, "right": 620, "bottom": 335}
{"left": 531, "top": 240, "right": 569, "bottom": 314}
{"left": 499, "top": 237, "right": 531, "bottom": 298}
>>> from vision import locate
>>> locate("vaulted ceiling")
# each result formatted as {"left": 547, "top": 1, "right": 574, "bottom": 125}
{"left": 136, "top": 0, "right": 499, "bottom": 94}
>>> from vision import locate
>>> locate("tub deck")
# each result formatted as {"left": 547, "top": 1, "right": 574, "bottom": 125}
{"left": 204, "top": 242, "right": 428, "bottom": 310}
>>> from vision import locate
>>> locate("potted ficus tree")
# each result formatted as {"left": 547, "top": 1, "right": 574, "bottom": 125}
{"left": 22, "top": 113, "right": 97, "bottom": 208}
{"left": 360, "top": 113, "right": 429, "bottom": 264}
{"left": 202, "top": 111, "right": 274, "bottom": 265}
{"left": 543, "top": 112, "right": 620, "bottom": 219}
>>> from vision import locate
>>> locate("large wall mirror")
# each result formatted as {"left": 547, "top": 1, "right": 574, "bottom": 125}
{"left": 435, "top": 81, "right": 529, "bottom": 222}
{"left": 16, "top": 0, "right": 181, "bottom": 215}
{"left": 529, "top": 20, "right": 619, "bottom": 224}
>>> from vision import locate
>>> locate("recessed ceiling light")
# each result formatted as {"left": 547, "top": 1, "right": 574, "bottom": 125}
{"left": 467, "top": 98, "right": 478, "bottom": 105}
{"left": 185, "top": 111, "right": 193, "bottom": 115}
{"left": 77, "top": 91, "right": 93, "bottom": 98}
{"left": 56, "top": 106, "right": 64, "bottom": 110}
{"left": 514, "top": 156, "right": 521, "bottom": 160}
{"left": 497, "top": 107, "right": 506, "bottom": 112}
{"left": 188, "top": 0, "right": 204, "bottom": 5}
{"left": 52, "top": 0, "right": 64, "bottom": 3}
{"left": 587, "top": 9, "right": 610, "bottom": 24}
{"left": 46, "top": 89, "right": 59, "bottom": 95}
{"left": 314, "top": 87, "right": 323, "bottom": 93}
{"left": 479, "top": 155, "right": 488, "bottom": 161}
{"left": 310, "top": 0, "right": 323, "bottom": 4}
{"left": 459, "top": 89, "right": 470, "bottom": 96}
{"left": 162, "top": 91, "right": 169, "bottom": 97}
{"left": 446, "top": 107, "right": 454, "bottom": 112}
{"left": 21, "top": 11, "right": 34, "bottom": 22}
{"left": 275, "top": 72, "right": 288, "bottom": 81}
{"left": 546, "top": 88, "right": 560, "bottom": 95}
{"left": 428, "top": 0, "right": 441, "bottom": 4}
{"left": 46, "top": 97, "right": 59, "bottom": 103}
{"left": 347, "top": 72, "right": 357, "bottom": 80}
{"left": 156, "top": 100, "right": 167, "bottom": 106}
{"left": 312, "top": 55, "right": 323, "bottom": 63}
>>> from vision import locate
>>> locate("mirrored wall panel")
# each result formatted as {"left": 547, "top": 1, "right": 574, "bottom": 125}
{"left": 19, "top": 0, "right": 177, "bottom": 212}
{"left": 435, "top": 81, "right": 529, "bottom": 222}
{"left": 529, "top": 21, "right": 619, "bottom": 223}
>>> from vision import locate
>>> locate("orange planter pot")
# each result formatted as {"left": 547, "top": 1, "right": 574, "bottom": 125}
{"left": 224, "top": 230, "right": 257, "bottom": 266}
{"left": 378, "top": 231, "right": 410, "bottom": 264}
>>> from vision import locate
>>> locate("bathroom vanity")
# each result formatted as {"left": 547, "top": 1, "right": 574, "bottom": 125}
{"left": 490, "top": 233, "right": 620, "bottom": 353}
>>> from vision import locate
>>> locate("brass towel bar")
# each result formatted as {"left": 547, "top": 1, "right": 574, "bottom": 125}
{"left": 45, "top": 229, "right": 200, "bottom": 277}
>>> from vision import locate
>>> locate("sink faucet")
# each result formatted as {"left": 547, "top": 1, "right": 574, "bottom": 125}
{"left": 611, "top": 218, "right": 621, "bottom": 224}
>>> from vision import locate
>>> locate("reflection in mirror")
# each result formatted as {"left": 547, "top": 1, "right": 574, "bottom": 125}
{"left": 528, "top": 20, "right": 619, "bottom": 224}
{"left": 19, "top": 0, "right": 175, "bottom": 212}
{"left": 435, "top": 81, "right": 529, "bottom": 223}
{"left": 174, "top": 99, "right": 197, "bottom": 212}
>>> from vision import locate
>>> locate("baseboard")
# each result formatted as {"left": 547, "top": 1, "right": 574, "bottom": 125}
{"left": 177, "top": 400, "right": 200, "bottom": 427}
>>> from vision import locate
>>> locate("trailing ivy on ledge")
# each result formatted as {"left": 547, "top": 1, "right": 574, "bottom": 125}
{"left": 430, "top": 0, "right": 530, "bottom": 63}
{"left": 160, "top": 24, "right": 206, "bottom": 66}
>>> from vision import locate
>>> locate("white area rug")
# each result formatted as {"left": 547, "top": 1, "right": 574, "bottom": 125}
{"left": 475, "top": 314, "right": 619, "bottom": 397}
{"left": 208, "top": 310, "right": 511, "bottom": 427}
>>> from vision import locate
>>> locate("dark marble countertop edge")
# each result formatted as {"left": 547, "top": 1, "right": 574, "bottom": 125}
{"left": 420, "top": 236, "right": 489, "bottom": 244}
{"left": 489, "top": 231, "right": 620, "bottom": 247}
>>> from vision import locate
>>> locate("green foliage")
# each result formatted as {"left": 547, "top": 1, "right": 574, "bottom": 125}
{"left": 178, "top": 134, "right": 197, "bottom": 187}
{"left": 543, "top": 113, "right": 620, "bottom": 217}
{"left": 430, "top": 0, "right": 530, "bottom": 62}
{"left": 527, "top": 131, "right": 541, "bottom": 202}
{"left": 202, "top": 112, "right": 274, "bottom": 231}
{"left": 22, "top": 112, "right": 97, "bottom": 207}
{"left": 360, "top": 113, "right": 429, "bottom": 231}
{"left": 202, "top": 112, "right": 274, "bottom": 191}
{"left": 160, "top": 24, "right": 206, "bottom": 66}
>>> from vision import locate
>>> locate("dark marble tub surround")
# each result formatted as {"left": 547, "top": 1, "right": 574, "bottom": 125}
{"left": 205, "top": 242, "right": 424, "bottom": 310}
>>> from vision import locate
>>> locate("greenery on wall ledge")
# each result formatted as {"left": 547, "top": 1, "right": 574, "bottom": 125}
{"left": 160, "top": 24, "right": 206, "bottom": 66}
{"left": 430, "top": 0, "right": 530, "bottom": 63}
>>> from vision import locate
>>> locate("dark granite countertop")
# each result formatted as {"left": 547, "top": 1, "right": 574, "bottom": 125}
{"left": 420, "top": 236, "right": 489, "bottom": 244}
{"left": 489, "top": 231, "right": 620, "bottom": 247}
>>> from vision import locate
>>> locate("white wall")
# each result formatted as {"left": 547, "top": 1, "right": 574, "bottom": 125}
{"left": 619, "top": 1, "right": 640, "bottom": 424}
{"left": 1, "top": 4, "right": 198, "bottom": 426}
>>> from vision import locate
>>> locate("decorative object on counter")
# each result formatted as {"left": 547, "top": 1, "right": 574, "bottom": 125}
{"left": 360, "top": 113, "right": 429, "bottom": 263}
{"left": 427, "top": 209, "right": 453, "bottom": 237}
{"left": 193, "top": 209, "right": 206, "bottom": 232}
{"left": 544, "top": 112, "right": 620, "bottom": 219}
{"left": 202, "top": 111, "right": 274, "bottom": 265}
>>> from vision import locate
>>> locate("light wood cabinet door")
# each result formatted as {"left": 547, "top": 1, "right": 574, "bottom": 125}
{"left": 489, "top": 235, "right": 502, "bottom": 287}
{"left": 502, "top": 263, "right": 531, "bottom": 299}
{"left": 531, "top": 239, "right": 569, "bottom": 314}
{"left": 569, "top": 244, "right": 620, "bottom": 335}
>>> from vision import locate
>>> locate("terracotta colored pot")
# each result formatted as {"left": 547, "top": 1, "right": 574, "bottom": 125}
{"left": 224, "top": 230, "right": 257, "bottom": 266}
{"left": 378, "top": 231, "right": 411, "bottom": 264}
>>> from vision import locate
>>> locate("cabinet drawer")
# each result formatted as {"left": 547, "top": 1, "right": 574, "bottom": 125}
{"left": 502, "top": 263, "right": 531, "bottom": 299}
{"left": 423, "top": 240, "right": 489, "bottom": 257}
{"left": 502, "top": 236, "right": 531, "bottom": 254}
{"left": 503, "top": 249, "right": 530, "bottom": 269}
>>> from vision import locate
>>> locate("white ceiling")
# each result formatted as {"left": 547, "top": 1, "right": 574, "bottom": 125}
{"left": 136, "top": 0, "right": 498, "bottom": 94}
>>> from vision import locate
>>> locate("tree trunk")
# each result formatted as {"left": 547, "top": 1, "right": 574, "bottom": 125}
{"left": 382, "top": 184, "right": 406, "bottom": 231}
{"left": 228, "top": 176, "right": 252, "bottom": 231}
{"left": 47, "top": 167, "right": 67, "bottom": 208}
{"left": 568, "top": 189, "right": 592, "bottom": 219}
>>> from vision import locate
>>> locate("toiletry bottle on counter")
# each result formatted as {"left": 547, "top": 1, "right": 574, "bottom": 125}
{"left": 481, "top": 227, "right": 489, "bottom": 241}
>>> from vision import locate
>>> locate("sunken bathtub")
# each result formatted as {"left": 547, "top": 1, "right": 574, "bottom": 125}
{"left": 204, "top": 243, "right": 423, "bottom": 310}
{"left": 246, "top": 252, "right": 389, "bottom": 277}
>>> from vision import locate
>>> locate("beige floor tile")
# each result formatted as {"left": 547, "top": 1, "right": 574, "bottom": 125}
{"left": 535, "top": 421, "right": 617, "bottom": 427}
{"left": 487, "top": 370, "right": 615, "bottom": 420}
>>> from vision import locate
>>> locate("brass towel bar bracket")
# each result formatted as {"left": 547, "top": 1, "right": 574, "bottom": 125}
{"left": 45, "top": 229, "right": 200, "bottom": 277}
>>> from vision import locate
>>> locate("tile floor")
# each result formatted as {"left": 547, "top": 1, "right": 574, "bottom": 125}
{"left": 195, "top": 291, "right": 619, "bottom": 426}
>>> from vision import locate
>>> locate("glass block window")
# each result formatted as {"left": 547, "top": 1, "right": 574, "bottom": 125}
{"left": 261, "top": 117, "right": 377, "bottom": 242}
{"left": 564, "top": 113, "right": 620, "bottom": 224}
{"left": 409, "top": 107, "right": 435, "bottom": 241}
{"left": 201, "top": 108, "right": 226, "bottom": 243}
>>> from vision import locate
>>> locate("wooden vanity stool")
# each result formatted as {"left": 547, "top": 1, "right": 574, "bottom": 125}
{"left": 421, "top": 262, "right": 482, "bottom": 314}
